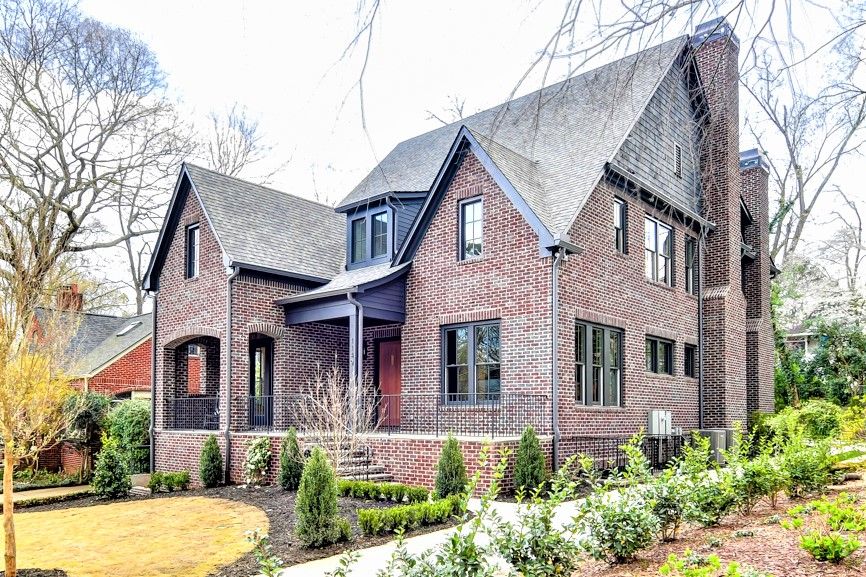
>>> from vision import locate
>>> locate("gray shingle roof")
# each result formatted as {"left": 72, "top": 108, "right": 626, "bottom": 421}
{"left": 185, "top": 164, "right": 346, "bottom": 280}
{"left": 277, "top": 262, "right": 410, "bottom": 304}
{"left": 337, "top": 36, "right": 687, "bottom": 235}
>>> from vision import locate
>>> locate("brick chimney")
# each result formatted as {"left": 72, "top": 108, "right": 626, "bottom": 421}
{"left": 691, "top": 18, "right": 748, "bottom": 428}
{"left": 56, "top": 283, "right": 83, "bottom": 312}
{"left": 740, "top": 149, "right": 775, "bottom": 416}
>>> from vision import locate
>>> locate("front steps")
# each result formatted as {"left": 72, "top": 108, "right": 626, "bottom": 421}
{"left": 311, "top": 445, "right": 393, "bottom": 483}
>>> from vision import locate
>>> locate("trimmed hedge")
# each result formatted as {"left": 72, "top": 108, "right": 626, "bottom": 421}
{"left": 337, "top": 479, "right": 429, "bottom": 504}
{"left": 148, "top": 471, "right": 191, "bottom": 493}
{"left": 357, "top": 495, "right": 462, "bottom": 536}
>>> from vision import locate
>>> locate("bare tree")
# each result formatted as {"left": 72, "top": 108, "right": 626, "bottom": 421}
{"left": 0, "top": 0, "right": 181, "bottom": 320}
{"left": 816, "top": 190, "right": 865, "bottom": 295}
{"left": 426, "top": 95, "right": 468, "bottom": 126}
{"left": 205, "top": 103, "right": 274, "bottom": 178}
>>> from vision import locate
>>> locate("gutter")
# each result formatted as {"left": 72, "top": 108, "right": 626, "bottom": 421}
{"left": 224, "top": 266, "right": 241, "bottom": 484}
{"left": 149, "top": 291, "right": 158, "bottom": 473}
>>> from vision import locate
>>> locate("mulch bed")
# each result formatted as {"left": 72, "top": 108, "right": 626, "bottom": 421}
{"left": 578, "top": 478, "right": 866, "bottom": 577}
{"left": 20, "top": 484, "right": 463, "bottom": 576}
{"left": 0, "top": 571, "right": 68, "bottom": 576}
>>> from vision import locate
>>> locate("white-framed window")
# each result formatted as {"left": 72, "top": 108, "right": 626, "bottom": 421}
{"left": 645, "top": 217, "right": 673, "bottom": 286}
{"left": 614, "top": 198, "right": 626, "bottom": 253}
{"left": 459, "top": 198, "right": 483, "bottom": 260}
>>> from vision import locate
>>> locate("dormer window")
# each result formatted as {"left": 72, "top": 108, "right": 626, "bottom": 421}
{"left": 348, "top": 209, "right": 392, "bottom": 267}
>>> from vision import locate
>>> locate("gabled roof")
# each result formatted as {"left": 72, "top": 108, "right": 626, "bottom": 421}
{"left": 34, "top": 309, "right": 152, "bottom": 377}
{"left": 337, "top": 36, "right": 690, "bottom": 237}
{"left": 276, "top": 262, "right": 410, "bottom": 305}
{"left": 144, "top": 164, "right": 346, "bottom": 289}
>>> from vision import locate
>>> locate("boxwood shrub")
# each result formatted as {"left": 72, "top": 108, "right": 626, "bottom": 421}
{"left": 148, "top": 471, "right": 191, "bottom": 493}
{"left": 357, "top": 495, "right": 461, "bottom": 535}
{"left": 337, "top": 479, "right": 429, "bottom": 503}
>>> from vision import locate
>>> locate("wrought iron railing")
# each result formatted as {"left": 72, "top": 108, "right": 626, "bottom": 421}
{"left": 235, "top": 392, "right": 550, "bottom": 438}
{"left": 559, "top": 433, "right": 688, "bottom": 472}
{"left": 166, "top": 396, "right": 220, "bottom": 431}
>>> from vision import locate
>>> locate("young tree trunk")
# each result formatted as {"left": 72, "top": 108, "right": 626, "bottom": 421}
{"left": 4, "top": 445, "right": 16, "bottom": 577}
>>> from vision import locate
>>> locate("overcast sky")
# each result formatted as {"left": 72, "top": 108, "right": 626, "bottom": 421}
{"left": 75, "top": 0, "right": 861, "bottom": 311}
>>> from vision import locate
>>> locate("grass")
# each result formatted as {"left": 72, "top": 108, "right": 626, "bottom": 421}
{"left": 15, "top": 496, "right": 268, "bottom": 577}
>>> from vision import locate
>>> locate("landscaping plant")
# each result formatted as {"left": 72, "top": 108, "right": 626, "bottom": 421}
{"left": 683, "top": 470, "right": 738, "bottom": 527}
{"left": 105, "top": 399, "right": 151, "bottom": 472}
{"left": 148, "top": 471, "right": 191, "bottom": 493}
{"left": 245, "top": 436, "right": 272, "bottom": 486}
{"left": 357, "top": 495, "right": 460, "bottom": 535}
{"left": 245, "top": 528, "right": 283, "bottom": 577}
{"left": 295, "top": 447, "right": 351, "bottom": 547}
{"left": 659, "top": 549, "right": 775, "bottom": 577}
{"left": 63, "top": 391, "right": 111, "bottom": 479}
{"left": 92, "top": 434, "right": 132, "bottom": 498}
{"left": 800, "top": 530, "right": 861, "bottom": 562}
{"left": 199, "top": 434, "right": 223, "bottom": 488}
{"left": 278, "top": 427, "right": 303, "bottom": 491}
{"left": 337, "top": 479, "right": 429, "bottom": 503}
{"left": 514, "top": 425, "right": 547, "bottom": 495}
{"left": 435, "top": 434, "right": 468, "bottom": 498}
{"left": 781, "top": 433, "right": 832, "bottom": 498}
{"left": 650, "top": 466, "right": 688, "bottom": 541}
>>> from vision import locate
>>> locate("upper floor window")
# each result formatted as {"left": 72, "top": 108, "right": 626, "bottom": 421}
{"left": 351, "top": 218, "right": 366, "bottom": 263}
{"left": 443, "top": 321, "right": 500, "bottom": 403}
{"left": 349, "top": 210, "right": 390, "bottom": 265}
{"left": 575, "top": 321, "right": 622, "bottom": 406}
{"left": 372, "top": 212, "right": 389, "bottom": 258}
{"left": 645, "top": 217, "right": 672, "bottom": 286}
{"left": 459, "top": 198, "right": 483, "bottom": 260}
{"left": 684, "top": 343, "right": 697, "bottom": 378}
{"left": 646, "top": 336, "right": 673, "bottom": 375}
{"left": 185, "top": 224, "right": 200, "bottom": 279}
{"left": 614, "top": 199, "right": 626, "bottom": 253}
{"left": 685, "top": 236, "right": 697, "bottom": 295}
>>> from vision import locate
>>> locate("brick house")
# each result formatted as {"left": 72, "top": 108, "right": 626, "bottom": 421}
{"left": 144, "top": 18, "right": 774, "bottom": 489}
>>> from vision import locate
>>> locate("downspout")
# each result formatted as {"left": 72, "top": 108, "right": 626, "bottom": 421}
{"left": 224, "top": 266, "right": 241, "bottom": 484}
{"left": 149, "top": 291, "right": 157, "bottom": 473}
{"left": 551, "top": 248, "right": 565, "bottom": 472}
{"left": 347, "top": 293, "right": 364, "bottom": 385}
{"left": 697, "top": 225, "right": 706, "bottom": 430}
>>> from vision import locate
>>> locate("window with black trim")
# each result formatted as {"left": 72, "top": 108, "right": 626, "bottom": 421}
{"left": 350, "top": 218, "right": 366, "bottom": 263}
{"left": 614, "top": 199, "right": 626, "bottom": 253}
{"left": 685, "top": 236, "right": 698, "bottom": 295}
{"left": 459, "top": 198, "right": 483, "bottom": 260}
{"left": 646, "top": 336, "right": 673, "bottom": 375}
{"left": 575, "top": 321, "right": 622, "bottom": 406}
{"left": 645, "top": 217, "right": 672, "bottom": 285}
{"left": 684, "top": 344, "right": 697, "bottom": 378}
{"left": 674, "top": 143, "right": 683, "bottom": 178}
{"left": 443, "top": 321, "right": 500, "bottom": 403}
{"left": 185, "top": 224, "right": 200, "bottom": 279}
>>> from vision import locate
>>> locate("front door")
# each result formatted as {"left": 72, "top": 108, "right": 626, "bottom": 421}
{"left": 378, "top": 340, "right": 401, "bottom": 427}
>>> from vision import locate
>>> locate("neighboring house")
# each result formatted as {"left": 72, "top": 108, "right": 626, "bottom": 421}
{"left": 145, "top": 17, "right": 775, "bottom": 490}
{"left": 784, "top": 324, "right": 822, "bottom": 359}
{"left": 33, "top": 284, "right": 153, "bottom": 399}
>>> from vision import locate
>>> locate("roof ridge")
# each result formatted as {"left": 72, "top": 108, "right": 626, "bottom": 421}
{"left": 35, "top": 306, "right": 129, "bottom": 320}
{"left": 184, "top": 162, "right": 336, "bottom": 211}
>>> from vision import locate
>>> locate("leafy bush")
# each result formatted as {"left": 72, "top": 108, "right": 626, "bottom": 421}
{"left": 245, "top": 436, "right": 272, "bottom": 486}
{"left": 684, "top": 470, "right": 738, "bottom": 527}
{"left": 245, "top": 529, "right": 282, "bottom": 577}
{"left": 435, "top": 434, "right": 467, "bottom": 498}
{"left": 337, "top": 479, "right": 429, "bottom": 503}
{"left": 514, "top": 425, "right": 547, "bottom": 494}
{"left": 148, "top": 471, "right": 191, "bottom": 492}
{"left": 659, "top": 549, "right": 774, "bottom": 577}
{"left": 91, "top": 434, "right": 131, "bottom": 498}
{"left": 199, "top": 434, "right": 223, "bottom": 488}
{"left": 105, "top": 399, "right": 151, "bottom": 471}
{"left": 295, "top": 447, "right": 350, "bottom": 547}
{"left": 724, "top": 429, "right": 786, "bottom": 514}
{"left": 357, "top": 495, "right": 460, "bottom": 535}
{"left": 781, "top": 435, "right": 832, "bottom": 498}
{"left": 278, "top": 427, "right": 303, "bottom": 491}
{"left": 840, "top": 396, "right": 866, "bottom": 441}
{"left": 576, "top": 486, "right": 659, "bottom": 563}
{"left": 650, "top": 467, "right": 688, "bottom": 541}
{"left": 800, "top": 531, "right": 860, "bottom": 562}
{"left": 769, "top": 400, "right": 843, "bottom": 441}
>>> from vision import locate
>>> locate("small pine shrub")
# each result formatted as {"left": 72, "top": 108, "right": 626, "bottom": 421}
{"left": 295, "top": 447, "right": 350, "bottom": 547}
{"left": 278, "top": 427, "right": 303, "bottom": 491}
{"left": 245, "top": 436, "right": 272, "bottom": 486}
{"left": 199, "top": 434, "right": 223, "bottom": 488}
{"left": 92, "top": 435, "right": 131, "bottom": 498}
{"left": 800, "top": 531, "right": 860, "bottom": 562}
{"left": 435, "top": 434, "right": 467, "bottom": 498}
{"left": 514, "top": 426, "right": 547, "bottom": 494}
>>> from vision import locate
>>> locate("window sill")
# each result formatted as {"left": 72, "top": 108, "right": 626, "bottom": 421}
{"left": 572, "top": 404, "right": 626, "bottom": 412}
{"left": 184, "top": 276, "right": 200, "bottom": 283}
{"left": 457, "top": 256, "right": 485, "bottom": 266}
{"left": 645, "top": 371, "right": 677, "bottom": 379}
{"left": 645, "top": 278, "right": 675, "bottom": 291}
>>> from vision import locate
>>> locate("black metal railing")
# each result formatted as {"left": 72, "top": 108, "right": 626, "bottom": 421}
{"left": 560, "top": 433, "right": 688, "bottom": 472}
{"left": 235, "top": 392, "right": 550, "bottom": 438}
{"left": 166, "top": 396, "right": 220, "bottom": 431}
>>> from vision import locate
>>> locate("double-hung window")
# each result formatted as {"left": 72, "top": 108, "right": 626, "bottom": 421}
{"left": 351, "top": 218, "right": 366, "bottom": 263}
{"left": 685, "top": 236, "right": 697, "bottom": 295}
{"left": 350, "top": 211, "right": 389, "bottom": 264}
{"left": 646, "top": 336, "right": 673, "bottom": 375}
{"left": 185, "top": 224, "right": 200, "bottom": 279}
{"left": 371, "top": 212, "right": 389, "bottom": 258}
{"left": 443, "top": 321, "right": 500, "bottom": 403}
{"left": 614, "top": 199, "right": 626, "bottom": 253}
{"left": 575, "top": 321, "right": 622, "bottom": 406}
{"left": 684, "top": 344, "right": 697, "bottom": 378}
{"left": 645, "top": 217, "right": 672, "bottom": 285}
{"left": 459, "top": 198, "right": 483, "bottom": 260}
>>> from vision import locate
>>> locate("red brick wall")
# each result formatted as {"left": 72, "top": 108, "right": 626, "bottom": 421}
{"left": 82, "top": 337, "right": 152, "bottom": 397}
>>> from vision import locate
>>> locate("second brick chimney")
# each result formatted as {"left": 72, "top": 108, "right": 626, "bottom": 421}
{"left": 55, "top": 283, "right": 84, "bottom": 312}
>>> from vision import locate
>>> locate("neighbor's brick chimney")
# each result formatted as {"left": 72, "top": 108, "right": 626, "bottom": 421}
{"left": 691, "top": 18, "right": 749, "bottom": 428}
{"left": 740, "top": 149, "right": 775, "bottom": 416}
{"left": 56, "top": 283, "right": 84, "bottom": 312}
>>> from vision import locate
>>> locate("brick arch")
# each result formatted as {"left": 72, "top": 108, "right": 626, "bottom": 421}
{"left": 247, "top": 322, "right": 285, "bottom": 340}
{"left": 163, "top": 326, "right": 222, "bottom": 349}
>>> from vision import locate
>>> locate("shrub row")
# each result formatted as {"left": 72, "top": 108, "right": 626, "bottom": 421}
{"left": 357, "top": 495, "right": 461, "bottom": 536}
{"left": 337, "top": 479, "right": 429, "bottom": 503}
{"left": 148, "top": 471, "right": 191, "bottom": 492}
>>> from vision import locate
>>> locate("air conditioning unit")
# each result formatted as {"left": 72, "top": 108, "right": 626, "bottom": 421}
{"left": 647, "top": 410, "right": 672, "bottom": 436}
{"left": 698, "top": 429, "right": 728, "bottom": 464}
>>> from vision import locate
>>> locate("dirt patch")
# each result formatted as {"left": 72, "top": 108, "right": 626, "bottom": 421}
{"left": 0, "top": 571, "right": 69, "bottom": 577}
{"left": 577, "top": 479, "right": 866, "bottom": 577}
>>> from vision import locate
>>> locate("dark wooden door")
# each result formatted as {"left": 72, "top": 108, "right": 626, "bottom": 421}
{"left": 378, "top": 340, "right": 401, "bottom": 427}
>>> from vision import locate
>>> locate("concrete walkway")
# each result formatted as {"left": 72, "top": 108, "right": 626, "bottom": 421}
{"left": 10, "top": 484, "right": 90, "bottom": 503}
{"left": 277, "top": 498, "right": 581, "bottom": 577}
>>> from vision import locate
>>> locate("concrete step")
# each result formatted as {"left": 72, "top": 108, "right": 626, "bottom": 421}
{"left": 338, "top": 464, "right": 386, "bottom": 476}
{"left": 340, "top": 472, "right": 394, "bottom": 483}
{"left": 129, "top": 486, "right": 152, "bottom": 497}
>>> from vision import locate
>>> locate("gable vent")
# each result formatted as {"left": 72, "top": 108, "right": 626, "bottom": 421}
{"left": 673, "top": 143, "right": 683, "bottom": 178}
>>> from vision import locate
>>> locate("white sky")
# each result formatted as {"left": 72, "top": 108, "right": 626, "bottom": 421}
{"left": 76, "top": 0, "right": 862, "bottom": 312}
